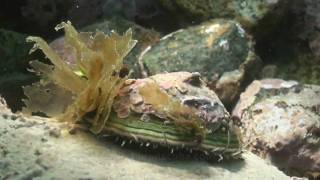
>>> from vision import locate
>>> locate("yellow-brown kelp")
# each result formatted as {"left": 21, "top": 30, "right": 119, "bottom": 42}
{"left": 23, "top": 22, "right": 241, "bottom": 159}
{"left": 23, "top": 21, "right": 136, "bottom": 133}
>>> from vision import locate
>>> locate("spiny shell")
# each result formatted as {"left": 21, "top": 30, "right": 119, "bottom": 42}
{"left": 105, "top": 72, "right": 241, "bottom": 159}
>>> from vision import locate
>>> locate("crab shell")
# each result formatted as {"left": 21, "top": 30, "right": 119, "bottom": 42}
{"left": 104, "top": 72, "right": 241, "bottom": 158}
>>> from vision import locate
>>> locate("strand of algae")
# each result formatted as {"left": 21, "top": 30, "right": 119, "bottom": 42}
{"left": 23, "top": 21, "right": 136, "bottom": 134}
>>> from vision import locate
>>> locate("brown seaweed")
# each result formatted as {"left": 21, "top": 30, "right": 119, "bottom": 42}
{"left": 23, "top": 21, "right": 136, "bottom": 134}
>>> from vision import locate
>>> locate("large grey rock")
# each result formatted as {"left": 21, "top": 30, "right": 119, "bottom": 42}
{"left": 232, "top": 79, "right": 320, "bottom": 178}
{"left": 140, "top": 19, "right": 260, "bottom": 107}
{"left": 0, "top": 111, "right": 290, "bottom": 179}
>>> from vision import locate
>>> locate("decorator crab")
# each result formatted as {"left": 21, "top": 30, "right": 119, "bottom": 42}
{"left": 22, "top": 22, "right": 241, "bottom": 160}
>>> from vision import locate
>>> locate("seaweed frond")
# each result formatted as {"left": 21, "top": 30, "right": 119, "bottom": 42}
{"left": 23, "top": 21, "right": 136, "bottom": 134}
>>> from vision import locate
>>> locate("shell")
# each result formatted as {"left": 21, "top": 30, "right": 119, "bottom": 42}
{"left": 106, "top": 72, "right": 241, "bottom": 159}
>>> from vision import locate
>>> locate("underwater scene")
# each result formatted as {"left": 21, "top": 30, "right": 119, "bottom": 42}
{"left": 0, "top": 0, "right": 319, "bottom": 179}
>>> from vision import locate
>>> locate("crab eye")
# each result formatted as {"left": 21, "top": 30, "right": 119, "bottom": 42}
{"left": 184, "top": 72, "right": 202, "bottom": 87}
{"left": 119, "top": 66, "right": 129, "bottom": 78}
{"left": 183, "top": 98, "right": 211, "bottom": 108}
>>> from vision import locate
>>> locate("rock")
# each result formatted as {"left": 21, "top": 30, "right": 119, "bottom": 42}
{"left": 0, "top": 29, "right": 38, "bottom": 111}
{"left": 233, "top": 0, "right": 289, "bottom": 32}
{"left": 50, "top": 17, "right": 160, "bottom": 78}
{"left": 232, "top": 79, "right": 320, "bottom": 178}
{"left": 0, "top": 112, "right": 290, "bottom": 179}
{"left": 140, "top": 19, "right": 260, "bottom": 107}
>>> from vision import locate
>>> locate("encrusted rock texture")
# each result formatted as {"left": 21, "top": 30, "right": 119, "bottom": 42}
{"left": 233, "top": 79, "right": 320, "bottom": 178}
{"left": 0, "top": 100, "right": 291, "bottom": 179}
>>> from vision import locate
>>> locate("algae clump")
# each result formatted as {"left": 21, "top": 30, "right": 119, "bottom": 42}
{"left": 23, "top": 21, "right": 136, "bottom": 134}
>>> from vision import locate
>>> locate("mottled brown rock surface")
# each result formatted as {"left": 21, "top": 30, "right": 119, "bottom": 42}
{"left": 233, "top": 79, "right": 320, "bottom": 178}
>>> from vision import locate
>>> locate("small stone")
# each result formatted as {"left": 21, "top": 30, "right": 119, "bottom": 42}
{"left": 2, "top": 114, "right": 8, "bottom": 119}
{"left": 0, "top": 160, "right": 9, "bottom": 169}
{"left": 34, "top": 149, "right": 42, "bottom": 156}
{"left": 10, "top": 114, "right": 18, "bottom": 120}
{"left": 35, "top": 158, "right": 50, "bottom": 170}
{"left": 121, "top": 141, "right": 126, "bottom": 147}
{"left": 41, "top": 137, "right": 48, "bottom": 142}
{"left": 48, "top": 128, "right": 61, "bottom": 138}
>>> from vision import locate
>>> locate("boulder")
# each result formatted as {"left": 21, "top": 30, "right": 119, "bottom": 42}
{"left": 140, "top": 19, "right": 260, "bottom": 107}
{"left": 232, "top": 79, "right": 320, "bottom": 178}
